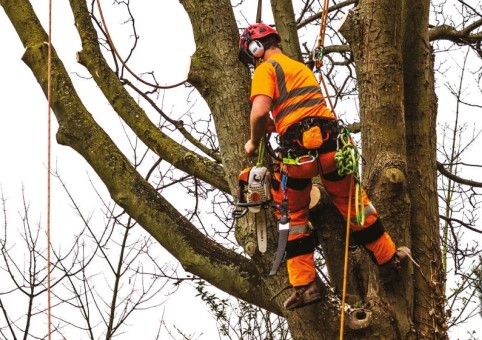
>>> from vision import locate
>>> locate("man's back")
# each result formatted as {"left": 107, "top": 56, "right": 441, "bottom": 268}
{"left": 250, "top": 52, "right": 334, "bottom": 134}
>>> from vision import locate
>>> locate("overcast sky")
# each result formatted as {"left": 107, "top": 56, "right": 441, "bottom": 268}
{"left": 0, "top": 1, "right": 221, "bottom": 339}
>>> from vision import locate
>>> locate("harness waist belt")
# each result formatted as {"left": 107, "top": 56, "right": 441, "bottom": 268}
{"left": 279, "top": 117, "right": 339, "bottom": 157}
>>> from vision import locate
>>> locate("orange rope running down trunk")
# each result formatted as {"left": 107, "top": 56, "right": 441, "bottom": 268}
{"left": 339, "top": 175, "right": 354, "bottom": 340}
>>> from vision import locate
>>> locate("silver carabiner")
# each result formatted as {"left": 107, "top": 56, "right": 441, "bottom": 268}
{"left": 296, "top": 154, "right": 318, "bottom": 165}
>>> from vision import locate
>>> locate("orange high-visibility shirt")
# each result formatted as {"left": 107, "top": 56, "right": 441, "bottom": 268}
{"left": 250, "top": 53, "right": 334, "bottom": 134}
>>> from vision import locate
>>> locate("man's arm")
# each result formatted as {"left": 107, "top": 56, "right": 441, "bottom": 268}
{"left": 245, "top": 94, "right": 273, "bottom": 156}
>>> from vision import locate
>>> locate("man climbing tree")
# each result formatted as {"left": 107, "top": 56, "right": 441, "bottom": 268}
{"left": 238, "top": 22, "right": 410, "bottom": 310}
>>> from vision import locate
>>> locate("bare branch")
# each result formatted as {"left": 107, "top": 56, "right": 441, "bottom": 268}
{"left": 437, "top": 161, "right": 482, "bottom": 187}
{"left": 430, "top": 21, "right": 482, "bottom": 43}
{"left": 297, "top": 0, "right": 358, "bottom": 29}
{"left": 439, "top": 215, "right": 482, "bottom": 234}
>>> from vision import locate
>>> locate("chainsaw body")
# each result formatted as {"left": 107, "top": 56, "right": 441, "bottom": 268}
{"left": 233, "top": 166, "right": 272, "bottom": 253}
{"left": 237, "top": 166, "right": 271, "bottom": 213}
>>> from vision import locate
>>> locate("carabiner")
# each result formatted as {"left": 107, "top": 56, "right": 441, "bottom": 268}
{"left": 296, "top": 154, "right": 318, "bottom": 165}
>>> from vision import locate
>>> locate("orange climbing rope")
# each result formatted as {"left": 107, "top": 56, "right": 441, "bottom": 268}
{"left": 318, "top": 0, "right": 330, "bottom": 48}
{"left": 339, "top": 176, "right": 353, "bottom": 340}
{"left": 46, "top": 0, "right": 53, "bottom": 338}
{"left": 314, "top": 0, "right": 337, "bottom": 118}
{"left": 316, "top": 2, "right": 351, "bottom": 337}
{"left": 95, "top": 0, "right": 186, "bottom": 89}
{"left": 314, "top": 1, "right": 350, "bottom": 338}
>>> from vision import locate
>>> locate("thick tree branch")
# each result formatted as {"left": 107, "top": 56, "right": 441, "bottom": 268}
{"left": 180, "top": 0, "right": 254, "bottom": 194}
{"left": 1, "top": 0, "right": 280, "bottom": 315}
{"left": 270, "top": 0, "right": 304, "bottom": 61}
{"left": 324, "top": 44, "right": 352, "bottom": 55}
{"left": 71, "top": 0, "right": 229, "bottom": 193}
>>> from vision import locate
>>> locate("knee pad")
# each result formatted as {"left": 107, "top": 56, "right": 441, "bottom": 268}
{"left": 322, "top": 170, "right": 346, "bottom": 182}
{"left": 286, "top": 234, "right": 316, "bottom": 259}
{"left": 351, "top": 219, "right": 385, "bottom": 245}
{"left": 286, "top": 177, "right": 311, "bottom": 190}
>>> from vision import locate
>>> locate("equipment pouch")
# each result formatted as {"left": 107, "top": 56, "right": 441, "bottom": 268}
{"left": 302, "top": 125, "right": 323, "bottom": 149}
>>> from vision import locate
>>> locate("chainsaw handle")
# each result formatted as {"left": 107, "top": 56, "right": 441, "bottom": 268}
{"left": 264, "top": 133, "right": 283, "bottom": 162}
{"left": 236, "top": 201, "right": 269, "bottom": 208}
{"left": 232, "top": 207, "right": 248, "bottom": 219}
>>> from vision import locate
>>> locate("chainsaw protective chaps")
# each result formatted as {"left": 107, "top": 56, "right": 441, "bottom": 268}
{"left": 270, "top": 150, "right": 396, "bottom": 287}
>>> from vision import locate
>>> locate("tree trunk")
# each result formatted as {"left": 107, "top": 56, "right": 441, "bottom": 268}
{"left": 338, "top": 0, "right": 447, "bottom": 338}
{"left": 339, "top": 0, "right": 413, "bottom": 338}
{"left": 270, "top": 0, "right": 303, "bottom": 62}
{"left": 402, "top": 0, "right": 447, "bottom": 338}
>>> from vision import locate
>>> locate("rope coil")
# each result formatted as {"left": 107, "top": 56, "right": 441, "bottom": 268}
{"left": 334, "top": 130, "right": 360, "bottom": 181}
{"left": 334, "top": 129, "right": 365, "bottom": 226}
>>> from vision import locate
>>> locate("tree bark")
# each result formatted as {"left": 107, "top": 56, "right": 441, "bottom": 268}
{"left": 270, "top": 0, "right": 303, "bottom": 62}
{"left": 402, "top": 0, "right": 447, "bottom": 338}
{"left": 340, "top": 0, "right": 416, "bottom": 338}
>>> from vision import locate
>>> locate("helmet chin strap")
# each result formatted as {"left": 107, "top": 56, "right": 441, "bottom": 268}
{"left": 252, "top": 55, "right": 264, "bottom": 69}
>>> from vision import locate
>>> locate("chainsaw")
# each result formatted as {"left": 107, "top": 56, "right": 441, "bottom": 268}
{"left": 233, "top": 166, "right": 271, "bottom": 253}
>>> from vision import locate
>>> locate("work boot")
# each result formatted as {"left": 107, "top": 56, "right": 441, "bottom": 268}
{"left": 379, "top": 246, "right": 411, "bottom": 283}
{"left": 283, "top": 280, "right": 321, "bottom": 310}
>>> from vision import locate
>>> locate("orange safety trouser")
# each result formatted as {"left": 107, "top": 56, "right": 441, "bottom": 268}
{"left": 271, "top": 150, "right": 396, "bottom": 287}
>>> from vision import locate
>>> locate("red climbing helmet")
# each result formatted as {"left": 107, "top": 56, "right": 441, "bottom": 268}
{"left": 238, "top": 23, "right": 281, "bottom": 66}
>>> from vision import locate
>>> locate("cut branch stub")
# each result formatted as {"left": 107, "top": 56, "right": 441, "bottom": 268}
{"left": 385, "top": 167, "right": 405, "bottom": 184}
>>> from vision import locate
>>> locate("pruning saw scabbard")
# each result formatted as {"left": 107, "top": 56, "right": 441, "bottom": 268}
{"left": 269, "top": 220, "right": 290, "bottom": 275}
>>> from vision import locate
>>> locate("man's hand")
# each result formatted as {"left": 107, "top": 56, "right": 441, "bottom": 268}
{"left": 244, "top": 139, "right": 258, "bottom": 156}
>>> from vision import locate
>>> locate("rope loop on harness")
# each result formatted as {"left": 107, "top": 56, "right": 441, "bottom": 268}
{"left": 334, "top": 128, "right": 365, "bottom": 226}
{"left": 334, "top": 129, "right": 360, "bottom": 181}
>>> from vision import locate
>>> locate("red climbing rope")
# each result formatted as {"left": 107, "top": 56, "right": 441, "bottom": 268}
{"left": 95, "top": 0, "right": 187, "bottom": 89}
{"left": 314, "top": 0, "right": 337, "bottom": 118}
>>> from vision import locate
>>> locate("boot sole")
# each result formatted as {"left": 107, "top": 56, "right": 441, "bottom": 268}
{"left": 285, "top": 294, "right": 322, "bottom": 311}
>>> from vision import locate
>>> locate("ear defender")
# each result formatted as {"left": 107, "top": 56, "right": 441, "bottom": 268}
{"left": 248, "top": 40, "right": 264, "bottom": 58}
